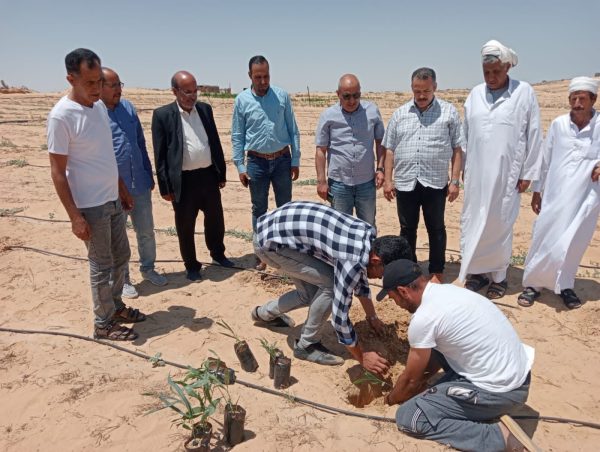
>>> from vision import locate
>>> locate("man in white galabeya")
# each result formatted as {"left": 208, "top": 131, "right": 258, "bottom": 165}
{"left": 460, "top": 39, "right": 542, "bottom": 299}
{"left": 518, "top": 76, "right": 600, "bottom": 310}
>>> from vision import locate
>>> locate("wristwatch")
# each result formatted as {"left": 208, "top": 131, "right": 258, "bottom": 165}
{"left": 376, "top": 167, "right": 384, "bottom": 173}
{"left": 450, "top": 179, "right": 460, "bottom": 186}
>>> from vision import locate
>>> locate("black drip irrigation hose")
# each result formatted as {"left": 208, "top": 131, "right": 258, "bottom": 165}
{"left": 5, "top": 244, "right": 275, "bottom": 277}
{"left": 0, "top": 245, "right": 541, "bottom": 310}
{"left": 3, "top": 215, "right": 600, "bottom": 271}
{"left": 1, "top": 327, "right": 599, "bottom": 430}
{"left": 9, "top": 215, "right": 70, "bottom": 223}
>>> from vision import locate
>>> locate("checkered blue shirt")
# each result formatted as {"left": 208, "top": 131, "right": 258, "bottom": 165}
{"left": 256, "top": 201, "right": 376, "bottom": 346}
{"left": 382, "top": 98, "right": 463, "bottom": 191}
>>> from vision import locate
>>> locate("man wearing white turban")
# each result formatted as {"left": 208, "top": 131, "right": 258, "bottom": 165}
{"left": 459, "top": 39, "right": 542, "bottom": 299}
{"left": 518, "top": 77, "right": 600, "bottom": 309}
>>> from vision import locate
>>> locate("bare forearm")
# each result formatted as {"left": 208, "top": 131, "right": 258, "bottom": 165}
{"left": 51, "top": 171, "right": 81, "bottom": 221}
{"left": 375, "top": 140, "right": 385, "bottom": 168}
{"left": 387, "top": 373, "right": 427, "bottom": 405}
{"left": 346, "top": 342, "right": 363, "bottom": 362}
{"left": 451, "top": 147, "right": 462, "bottom": 180}
{"left": 384, "top": 148, "right": 394, "bottom": 182}
{"left": 49, "top": 153, "right": 90, "bottom": 240}
{"left": 315, "top": 147, "right": 328, "bottom": 183}
{"left": 358, "top": 296, "right": 376, "bottom": 318}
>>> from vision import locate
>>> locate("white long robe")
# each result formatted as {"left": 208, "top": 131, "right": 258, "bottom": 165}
{"left": 523, "top": 112, "right": 600, "bottom": 293}
{"left": 459, "top": 79, "right": 542, "bottom": 282}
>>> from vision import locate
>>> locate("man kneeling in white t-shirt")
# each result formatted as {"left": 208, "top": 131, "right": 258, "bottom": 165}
{"left": 378, "top": 260, "right": 535, "bottom": 452}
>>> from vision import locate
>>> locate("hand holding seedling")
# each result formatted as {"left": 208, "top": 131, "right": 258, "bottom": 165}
{"left": 361, "top": 350, "right": 389, "bottom": 376}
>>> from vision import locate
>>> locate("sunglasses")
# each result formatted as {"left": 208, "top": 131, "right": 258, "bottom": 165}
{"left": 341, "top": 92, "right": 361, "bottom": 100}
{"left": 104, "top": 82, "right": 124, "bottom": 89}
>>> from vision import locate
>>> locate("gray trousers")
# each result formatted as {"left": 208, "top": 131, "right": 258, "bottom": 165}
{"left": 395, "top": 353, "right": 530, "bottom": 452}
{"left": 254, "top": 239, "right": 334, "bottom": 349}
{"left": 80, "top": 200, "right": 130, "bottom": 328}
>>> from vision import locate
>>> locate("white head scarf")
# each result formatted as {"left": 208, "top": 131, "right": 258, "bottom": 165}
{"left": 568, "top": 77, "right": 599, "bottom": 95}
{"left": 481, "top": 39, "right": 518, "bottom": 67}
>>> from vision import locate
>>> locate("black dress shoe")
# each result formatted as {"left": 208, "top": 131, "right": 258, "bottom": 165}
{"left": 186, "top": 269, "right": 202, "bottom": 281}
{"left": 212, "top": 256, "right": 235, "bottom": 268}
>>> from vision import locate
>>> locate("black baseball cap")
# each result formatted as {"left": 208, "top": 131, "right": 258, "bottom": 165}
{"left": 376, "top": 259, "right": 423, "bottom": 301}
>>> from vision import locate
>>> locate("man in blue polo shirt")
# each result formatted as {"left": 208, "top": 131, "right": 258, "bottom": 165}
{"left": 101, "top": 67, "right": 167, "bottom": 296}
{"left": 232, "top": 55, "right": 301, "bottom": 270}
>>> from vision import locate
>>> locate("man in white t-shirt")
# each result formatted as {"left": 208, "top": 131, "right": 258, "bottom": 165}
{"left": 47, "top": 48, "right": 146, "bottom": 341}
{"left": 377, "top": 259, "right": 535, "bottom": 451}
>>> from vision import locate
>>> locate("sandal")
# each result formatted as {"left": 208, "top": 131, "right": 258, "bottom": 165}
{"left": 113, "top": 306, "right": 146, "bottom": 323}
{"left": 486, "top": 279, "right": 508, "bottom": 300}
{"left": 517, "top": 287, "right": 540, "bottom": 307}
{"left": 560, "top": 289, "right": 582, "bottom": 310}
{"left": 465, "top": 274, "right": 490, "bottom": 292}
{"left": 94, "top": 322, "right": 138, "bottom": 341}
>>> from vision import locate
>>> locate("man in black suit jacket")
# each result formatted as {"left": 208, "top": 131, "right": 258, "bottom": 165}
{"left": 152, "top": 71, "right": 233, "bottom": 281}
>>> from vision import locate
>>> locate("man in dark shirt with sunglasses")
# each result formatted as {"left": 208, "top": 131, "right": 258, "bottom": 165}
{"left": 315, "top": 74, "right": 385, "bottom": 227}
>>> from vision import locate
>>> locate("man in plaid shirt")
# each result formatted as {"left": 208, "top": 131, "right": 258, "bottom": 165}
{"left": 251, "top": 201, "right": 411, "bottom": 371}
{"left": 383, "top": 68, "right": 463, "bottom": 284}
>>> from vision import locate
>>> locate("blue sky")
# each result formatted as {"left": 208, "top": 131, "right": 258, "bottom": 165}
{"left": 1, "top": 0, "right": 598, "bottom": 93}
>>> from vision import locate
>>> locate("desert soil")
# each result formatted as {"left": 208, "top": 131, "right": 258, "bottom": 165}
{"left": 0, "top": 80, "right": 599, "bottom": 451}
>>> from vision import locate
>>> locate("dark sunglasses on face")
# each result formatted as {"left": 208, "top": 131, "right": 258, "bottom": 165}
{"left": 341, "top": 92, "right": 361, "bottom": 100}
{"left": 104, "top": 82, "right": 124, "bottom": 89}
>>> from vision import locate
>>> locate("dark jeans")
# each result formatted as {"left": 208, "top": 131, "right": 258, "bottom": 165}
{"left": 247, "top": 152, "right": 292, "bottom": 231}
{"left": 172, "top": 166, "right": 226, "bottom": 272}
{"left": 328, "top": 178, "right": 376, "bottom": 227}
{"left": 395, "top": 182, "right": 447, "bottom": 273}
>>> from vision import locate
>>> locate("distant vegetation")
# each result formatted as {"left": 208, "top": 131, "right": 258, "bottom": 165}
{"left": 201, "top": 92, "right": 236, "bottom": 99}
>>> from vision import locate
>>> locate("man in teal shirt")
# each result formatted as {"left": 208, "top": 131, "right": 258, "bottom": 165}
{"left": 231, "top": 55, "right": 301, "bottom": 269}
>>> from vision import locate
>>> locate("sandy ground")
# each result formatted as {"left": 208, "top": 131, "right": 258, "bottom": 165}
{"left": 1, "top": 81, "right": 599, "bottom": 451}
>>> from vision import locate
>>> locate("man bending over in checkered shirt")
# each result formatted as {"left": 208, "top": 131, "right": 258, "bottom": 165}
{"left": 251, "top": 201, "right": 411, "bottom": 372}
